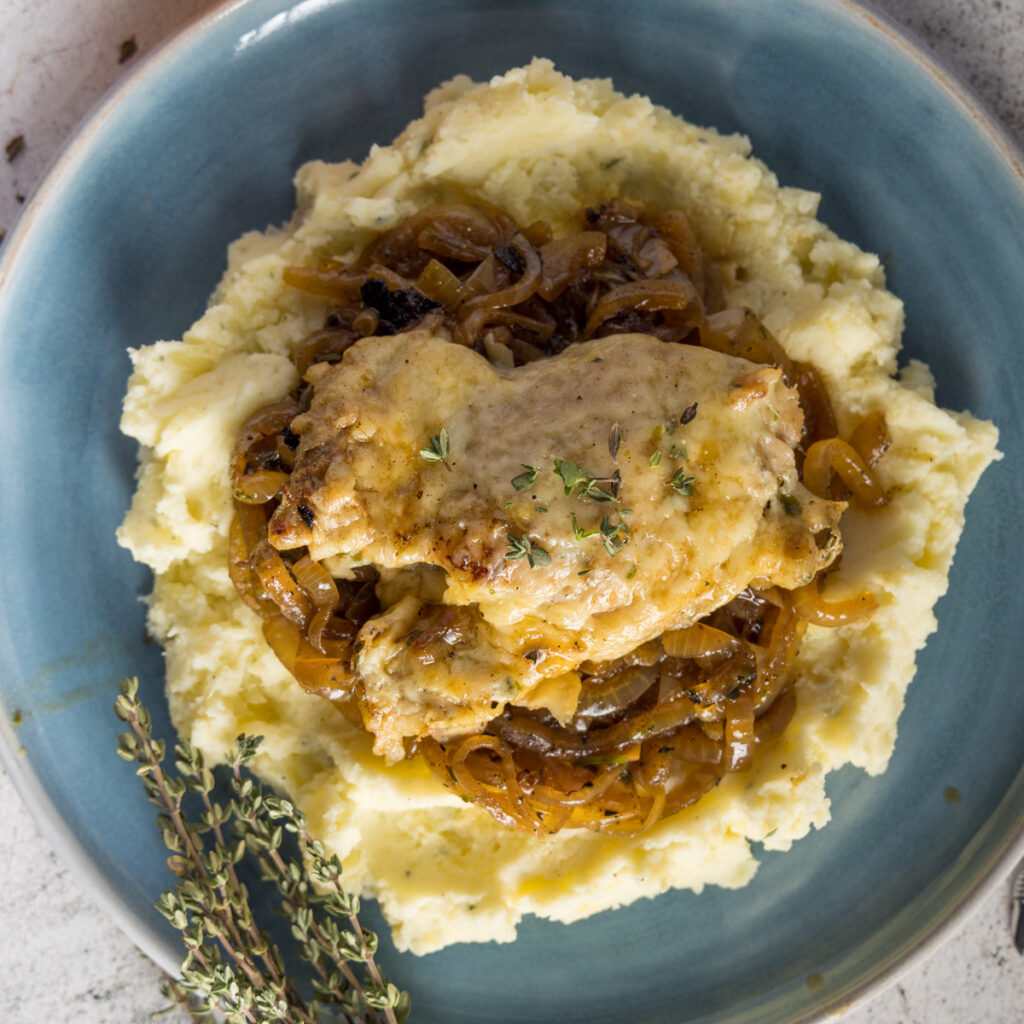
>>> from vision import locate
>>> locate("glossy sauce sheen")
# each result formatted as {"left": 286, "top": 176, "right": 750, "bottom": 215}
{"left": 270, "top": 330, "right": 843, "bottom": 761}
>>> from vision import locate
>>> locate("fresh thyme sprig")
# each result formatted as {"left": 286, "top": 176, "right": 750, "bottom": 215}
{"left": 571, "top": 511, "right": 630, "bottom": 557}
{"left": 114, "top": 677, "right": 409, "bottom": 1024}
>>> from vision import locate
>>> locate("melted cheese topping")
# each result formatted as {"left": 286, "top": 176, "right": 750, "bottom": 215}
{"left": 269, "top": 330, "right": 842, "bottom": 761}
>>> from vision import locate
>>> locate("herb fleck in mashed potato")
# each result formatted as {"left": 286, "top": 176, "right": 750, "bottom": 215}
{"left": 118, "top": 60, "right": 998, "bottom": 954}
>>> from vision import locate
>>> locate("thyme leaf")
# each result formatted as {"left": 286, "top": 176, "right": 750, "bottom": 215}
{"left": 599, "top": 515, "right": 630, "bottom": 556}
{"left": 511, "top": 464, "right": 538, "bottom": 491}
{"left": 553, "top": 457, "right": 615, "bottom": 502}
{"left": 779, "top": 493, "right": 802, "bottom": 516}
{"left": 608, "top": 423, "right": 623, "bottom": 460}
{"left": 669, "top": 468, "right": 695, "bottom": 496}
{"left": 506, "top": 533, "right": 551, "bottom": 568}
{"left": 553, "top": 458, "right": 586, "bottom": 495}
{"left": 571, "top": 512, "right": 599, "bottom": 540}
{"left": 418, "top": 427, "right": 450, "bottom": 464}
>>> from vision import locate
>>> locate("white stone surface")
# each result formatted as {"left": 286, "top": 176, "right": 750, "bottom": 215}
{"left": 2, "top": 1, "right": 1023, "bottom": 1021}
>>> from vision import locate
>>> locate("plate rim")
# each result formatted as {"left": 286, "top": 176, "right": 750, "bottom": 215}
{"left": 0, "top": 1, "right": 1022, "bottom": 1020}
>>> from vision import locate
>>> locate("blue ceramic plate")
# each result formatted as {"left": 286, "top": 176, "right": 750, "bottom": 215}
{"left": 1, "top": 2, "right": 1022, "bottom": 1021}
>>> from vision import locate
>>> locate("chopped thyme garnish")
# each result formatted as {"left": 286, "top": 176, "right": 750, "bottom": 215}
{"left": 554, "top": 458, "right": 586, "bottom": 494}
{"left": 599, "top": 515, "right": 630, "bottom": 556}
{"left": 511, "top": 464, "right": 538, "bottom": 490}
{"left": 669, "top": 468, "right": 695, "bottom": 496}
{"left": 626, "top": 562, "right": 638, "bottom": 579}
{"left": 418, "top": 426, "right": 450, "bottom": 463}
{"left": 649, "top": 450, "right": 662, "bottom": 467}
{"left": 578, "top": 568, "right": 594, "bottom": 576}
{"left": 553, "top": 458, "right": 614, "bottom": 502}
{"left": 534, "top": 505, "right": 549, "bottom": 514}
{"left": 506, "top": 532, "right": 551, "bottom": 567}
{"left": 571, "top": 512, "right": 599, "bottom": 540}
{"left": 780, "top": 493, "right": 802, "bottom": 516}
{"left": 608, "top": 422, "right": 623, "bottom": 459}
{"left": 572, "top": 510, "right": 629, "bottom": 557}
{"left": 669, "top": 442, "right": 688, "bottom": 459}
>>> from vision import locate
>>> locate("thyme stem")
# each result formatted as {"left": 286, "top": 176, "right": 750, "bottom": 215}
{"left": 115, "top": 677, "right": 409, "bottom": 1024}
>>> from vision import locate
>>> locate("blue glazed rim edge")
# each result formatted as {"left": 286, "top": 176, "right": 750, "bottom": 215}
{"left": 0, "top": 0, "right": 249, "bottom": 979}
{"left": 820, "top": 0, "right": 1024, "bottom": 1008}
{"left": 0, "top": 1, "right": 1021, "bottom": 1021}
{"left": 851, "top": 0, "right": 1024, "bottom": 179}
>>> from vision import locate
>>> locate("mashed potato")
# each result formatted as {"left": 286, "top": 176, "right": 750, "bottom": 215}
{"left": 118, "top": 59, "right": 999, "bottom": 954}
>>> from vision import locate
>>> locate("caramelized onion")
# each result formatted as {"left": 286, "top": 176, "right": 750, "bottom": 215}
{"left": 704, "top": 308, "right": 795, "bottom": 377}
{"left": 793, "top": 361, "right": 839, "bottom": 449}
{"left": 415, "top": 258, "right": 465, "bottom": 308}
{"left": 294, "top": 327, "right": 359, "bottom": 377}
{"left": 249, "top": 541, "right": 311, "bottom": 626}
{"left": 662, "top": 622, "right": 738, "bottom": 660}
{"left": 234, "top": 469, "right": 289, "bottom": 504}
{"left": 574, "top": 665, "right": 658, "bottom": 719}
{"left": 228, "top": 515, "right": 264, "bottom": 613}
{"left": 361, "top": 205, "right": 506, "bottom": 276}
{"left": 648, "top": 209, "right": 703, "bottom": 288}
{"left": 849, "top": 409, "right": 892, "bottom": 467}
{"left": 724, "top": 692, "right": 755, "bottom": 771}
{"left": 231, "top": 197, "right": 883, "bottom": 839}
{"left": 792, "top": 580, "right": 878, "bottom": 627}
{"left": 583, "top": 278, "right": 701, "bottom": 339}
{"left": 670, "top": 724, "right": 724, "bottom": 765}
{"left": 537, "top": 231, "right": 607, "bottom": 301}
{"left": 282, "top": 262, "right": 363, "bottom": 301}
{"left": 231, "top": 397, "right": 302, "bottom": 500}
{"left": 455, "top": 235, "right": 542, "bottom": 345}
{"left": 803, "top": 437, "right": 887, "bottom": 506}
{"left": 529, "top": 763, "right": 628, "bottom": 809}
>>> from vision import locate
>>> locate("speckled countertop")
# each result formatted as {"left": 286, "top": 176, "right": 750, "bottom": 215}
{"left": 2, "top": 1, "right": 1023, "bottom": 1021}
